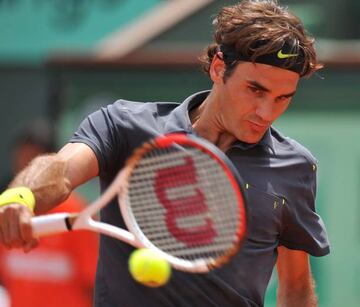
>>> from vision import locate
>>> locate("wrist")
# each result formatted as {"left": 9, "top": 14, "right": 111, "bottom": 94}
{"left": 0, "top": 187, "right": 35, "bottom": 211}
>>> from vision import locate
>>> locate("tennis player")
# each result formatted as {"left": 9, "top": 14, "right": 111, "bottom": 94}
{"left": 0, "top": 1, "right": 329, "bottom": 306}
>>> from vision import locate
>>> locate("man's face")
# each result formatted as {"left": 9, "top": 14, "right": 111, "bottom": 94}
{"left": 211, "top": 60, "right": 300, "bottom": 144}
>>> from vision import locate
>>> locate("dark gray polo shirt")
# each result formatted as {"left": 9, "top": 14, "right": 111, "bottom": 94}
{"left": 70, "top": 90, "right": 330, "bottom": 307}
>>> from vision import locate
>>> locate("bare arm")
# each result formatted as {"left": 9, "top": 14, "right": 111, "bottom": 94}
{"left": 276, "top": 246, "right": 318, "bottom": 307}
{"left": 0, "top": 142, "right": 98, "bottom": 249}
{"left": 10, "top": 142, "right": 99, "bottom": 214}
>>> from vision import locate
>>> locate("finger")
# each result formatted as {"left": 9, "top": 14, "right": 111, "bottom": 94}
{"left": 0, "top": 227, "right": 11, "bottom": 249}
{"left": 0, "top": 228, "right": 8, "bottom": 249}
{"left": 0, "top": 206, "right": 18, "bottom": 248}
{"left": 23, "top": 239, "right": 39, "bottom": 253}
{"left": 18, "top": 205, "right": 34, "bottom": 243}
{"left": 0, "top": 212, "right": 5, "bottom": 245}
{"left": 6, "top": 206, "right": 26, "bottom": 248}
{"left": 1, "top": 207, "right": 12, "bottom": 246}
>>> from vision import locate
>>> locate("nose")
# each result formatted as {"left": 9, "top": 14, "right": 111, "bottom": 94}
{"left": 255, "top": 100, "right": 273, "bottom": 122}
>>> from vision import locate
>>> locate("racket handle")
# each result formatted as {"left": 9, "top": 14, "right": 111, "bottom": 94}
{"left": 31, "top": 213, "right": 72, "bottom": 237}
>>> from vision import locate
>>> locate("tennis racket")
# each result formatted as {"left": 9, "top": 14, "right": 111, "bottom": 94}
{"left": 31, "top": 133, "right": 247, "bottom": 273}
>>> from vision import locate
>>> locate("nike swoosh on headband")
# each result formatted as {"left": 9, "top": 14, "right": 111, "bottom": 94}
{"left": 277, "top": 49, "right": 298, "bottom": 59}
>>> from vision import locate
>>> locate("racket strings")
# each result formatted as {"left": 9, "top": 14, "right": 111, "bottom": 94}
{"left": 126, "top": 146, "right": 242, "bottom": 264}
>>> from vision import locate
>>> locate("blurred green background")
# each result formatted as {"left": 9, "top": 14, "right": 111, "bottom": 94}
{"left": 1, "top": 0, "right": 359, "bottom": 306}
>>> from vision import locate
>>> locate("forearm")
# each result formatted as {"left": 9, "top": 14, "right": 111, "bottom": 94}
{"left": 277, "top": 274, "right": 318, "bottom": 307}
{"left": 276, "top": 247, "right": 319, "bottom": 307}
{"left": 9, "top": 154, "right": 72, "bottom": 215}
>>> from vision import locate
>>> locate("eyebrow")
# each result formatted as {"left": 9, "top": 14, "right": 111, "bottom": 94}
{"left": 246, "top": 80, "right": 296, "bottom": 98}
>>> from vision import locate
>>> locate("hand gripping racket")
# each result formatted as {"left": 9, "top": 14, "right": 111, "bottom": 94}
{"left": 31, "top": 134, "right": 247, "bottom": 273}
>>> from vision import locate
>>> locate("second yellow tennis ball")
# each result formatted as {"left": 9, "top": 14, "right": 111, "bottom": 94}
{"left": 128, "top": 248, "right": 171, "bottom": 287}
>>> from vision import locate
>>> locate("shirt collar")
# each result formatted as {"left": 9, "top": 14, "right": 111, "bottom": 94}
{"left": 164, "top": 90, "right": 276, "bottom": 154}
{"left": 231, "top": 128, "right": 275, "bottom": 154}
{"left": 164, "top": 90, "right": 209, "bottom": 134}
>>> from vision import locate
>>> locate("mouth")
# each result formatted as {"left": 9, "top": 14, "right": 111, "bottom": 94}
{"left": 248, "top": 121, "right": 268, "bottom": 132}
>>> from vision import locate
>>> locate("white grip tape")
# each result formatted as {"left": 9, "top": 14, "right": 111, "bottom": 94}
{"left": 32, "top": 213, "right": 71, "bottom": 237}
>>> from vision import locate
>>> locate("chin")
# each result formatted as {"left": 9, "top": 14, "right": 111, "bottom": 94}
{"left": 238, "top": 133, "right": 263, "bottom": 144}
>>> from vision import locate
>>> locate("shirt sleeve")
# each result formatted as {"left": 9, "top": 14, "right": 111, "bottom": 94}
{"left": 69, "top": 102, "right": 127, "bottom": 176}
{"left": 279, "top": 165, "right": 330, "bottom": 256}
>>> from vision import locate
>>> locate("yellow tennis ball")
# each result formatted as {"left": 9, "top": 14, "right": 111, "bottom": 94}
{"left": 128, "top": 248, "right": 171, "bottom": 287}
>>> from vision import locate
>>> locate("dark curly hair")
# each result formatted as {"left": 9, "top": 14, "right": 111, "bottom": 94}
{"left": 200, "top": 0, "right": 322, "bottom": 79}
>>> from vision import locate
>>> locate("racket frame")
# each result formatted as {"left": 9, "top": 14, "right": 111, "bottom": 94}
{"left": 32, "top": 133, "right": 247, "bottom": 273}
{"left": 120, "top": 134, "right": 247, "bottom": 272}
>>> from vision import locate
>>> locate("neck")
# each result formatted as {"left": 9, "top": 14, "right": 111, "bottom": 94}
{"left": 189, "top": 91, "right": 236, "bottom": 152}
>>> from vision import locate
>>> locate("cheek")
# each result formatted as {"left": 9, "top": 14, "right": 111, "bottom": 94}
{"left": 224, "top": 98, "right": 249, "bottom": 120}
{"left": 226, "top": 89, "right": 254, "bottom": 112}
{"left": 276, "top": 101, "right": 291, "bottom": 116}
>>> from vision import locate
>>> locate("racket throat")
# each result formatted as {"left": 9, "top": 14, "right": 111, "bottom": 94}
{"left": 65, "top": 214, "right": 77, "bottom": 231}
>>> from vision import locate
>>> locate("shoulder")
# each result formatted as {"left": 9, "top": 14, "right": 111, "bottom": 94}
{"left": 107, "top": 99, "right": 179, "bottom": 117}
{"left": 84, "top": 99, "right": 180, "bottom": 134}
{"left": 103, "top": 99, "right": 180, "bottom": 135}
{"left": 271, "top": 127, "right": 317, "bottom": 166}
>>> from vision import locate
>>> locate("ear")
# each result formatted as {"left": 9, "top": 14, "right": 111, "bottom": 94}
{"left": 209, "top": 52, "right": 225, "bottom": 84}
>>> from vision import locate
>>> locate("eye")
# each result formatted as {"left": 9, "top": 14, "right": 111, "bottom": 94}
{"left": 276, "top": 96, "right": 291, "bottom": 103}
{"left": 248, "top": 86, "right": 263, "bottom": 95}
